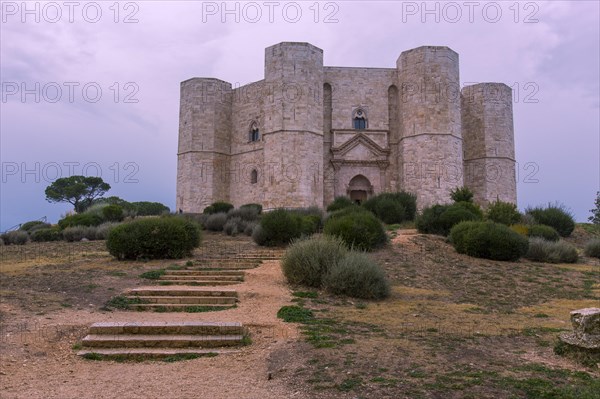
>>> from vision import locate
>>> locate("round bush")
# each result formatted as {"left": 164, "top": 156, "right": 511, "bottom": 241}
{"left": 131, "top": 201, "right": 170, "bottom": 216}
{"left": 240, "top": 203, "right": 262, "bottom": 214}
{"left": 323, "top": 251, "right": 390, "bottom": 300}
{"left": 450, "top": 187, "right": 474, "bottom": 203}
{"left": 300, "top": 215, "right": 321, "bottom": 236}
{"left": 525, "top": 238, "right": 578, "bottom": 263}
{"left": 224, "top": 217, "right": 247, "bottom": 236}
{"left": 95, "top": 222, "right": 119, "bottom": 240}
{"left": 584, "top": 239, "right": 600, "bottom": 259}
{"left": 63, "top": 226, "right": 98, "bottom": 242}
{"left": 526, "top": 205, "right": 575, "bottom": 237}
{"left": 417, "top": 203, "right": 481, "bottom": 236}
{"left": 4, "top": 230, "right": 29, "bottom": 245}
{"left": 363, "top": 192, "right": 416, "bottom": 223}
{"left": 328, "top": 205, "right": 370, "bottom": 220}
{"left": 437, "top": 204, "right": 481, "bottom": 236}
{"left": 486, "top": 200, "right": 521, "bottom": 226}
{"left": 416, "top": 204, "right": 450, "bottom": 235}
{"left": 102, "top": 205, "right": 124, "bottom": 222}
{"left": 31, "top": 227, "right": 62, "bottom": 242}
{"left": 528, "top": 224, "right": 560, "bottom": 242}
{"left": 374, "top": 198, "right": 406, "bottom": 224}
{"left": 323, "top": 211, "right": 387, "bottom": 251}
{"left": 254, "top": 209, "right": 302, "bottom": 247}
{"left": 228, "top": 207, "right": 260, "bottom": 221}
{"left": 204, "top": 213, "right": 228, "bottom": 232}
{"left": 326, "top": 196, "right": 355, "bottom": 212}
{"left": 58, "top": 213, "right": 103, "bottom": 229}
{"left": 203, "top": 201, "right": 234, "bottom": 215}
{"left": 449, "top": 221, "right": 529, "bottom": 261}
{"left": 106, "top": 217, "right": 201, "bottom": 260}
{"left": 281, "top": 235, "right": 348, "bottom": 287}
{"left": 20, "top": 221, "right": 50, "bottom": 232}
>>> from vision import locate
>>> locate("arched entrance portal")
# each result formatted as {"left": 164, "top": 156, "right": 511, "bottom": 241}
{"left": 347, "top": 175, "right": 373, "bottom": 205}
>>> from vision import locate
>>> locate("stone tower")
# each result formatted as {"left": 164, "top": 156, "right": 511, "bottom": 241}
{"left": 397, "top": 46, "right": 464, "bottom": 208}
{"left": 461, "top": 83, "right": 516, "bottom": 205}
{"left": 262, "top": 42, "right": 324, "bottom": 209}
{"left": 176, "top": 78, "right": 232, "bottom": 212}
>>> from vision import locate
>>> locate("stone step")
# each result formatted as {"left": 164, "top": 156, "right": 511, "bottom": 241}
{"left": 125, "top": 295, "right": 237, "bottom": 305}
{"left": 125, "top": 287, "right": 238, "bottom": 297}
{"left": 77, "top": 348, "right": 239, "bottom": 359}
{"left": 189, "top": 264, "right": 259, "bottom": 270}
{"left": 165, "top": 270, "right": 245, "bottom": 276}
{"left": 160, "top": 274, "right": 243, "bottom": 282}
{"left": 128, "top": 303, "right": 235, "bottom": 311}
{"left": 87, "top": 321, "right": 244, "bottom": 335}
{"left": 157, "top": 280, "right": 240, "bottom": 286}
{"left": 82, "top": 334, "right": 243, "bottom": 348}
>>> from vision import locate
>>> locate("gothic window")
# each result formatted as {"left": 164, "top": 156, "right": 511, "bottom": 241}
{"left": 249, "top": 122, "right": 260, "bottom": 142}
{"left": 353, "top": 109, "right": 367, "bottom": 130}
{"left": 250, "top": 169, "right": 258, "bottom": 184}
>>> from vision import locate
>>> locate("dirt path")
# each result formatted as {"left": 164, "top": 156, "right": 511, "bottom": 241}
{"left": 0, "top": 260, "right": 299, "bottom": 399}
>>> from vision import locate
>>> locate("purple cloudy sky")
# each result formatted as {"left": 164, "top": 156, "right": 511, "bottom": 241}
{"left": 1, "top": 1, "right": 598, "bottom": 230}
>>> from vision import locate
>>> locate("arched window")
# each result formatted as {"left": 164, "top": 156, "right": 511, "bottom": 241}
{"left": 353, "top": 108, "right": 367, "bottom": 130}
{"left": 250, "top": 169, "right": 258, "bottom": 184}
{"left": 249, "top": 122, "right": 260, "bottom": 142}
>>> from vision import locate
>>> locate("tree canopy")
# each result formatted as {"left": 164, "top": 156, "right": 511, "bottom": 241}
{"left": 45, "top": 176, "right": 111, "bottom": 213}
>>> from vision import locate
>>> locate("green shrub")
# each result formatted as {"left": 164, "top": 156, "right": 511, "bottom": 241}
{"left": 526, "top": 204, "right": 575, "bottom": 237}
{"left": 131, "top": 201, "right": 170, "bottom": 216}
{"left": 102, "top": 205, "right": 124, "bottom": 222}
{"left": 416, "top": 204, "right": 451, "bottom": 235}
{"left": 251, "top": 224, "right": 267, "bottom": 245}
{"left": 204, "top": 213, "right": 228, "bottom": 232}
{"left": 374, "top": 198, "right": 406, "bottom": 224}
{"left": 20, "top": 220, "right": 50, "bottom": 232}
{"left": 363, "top": 192, "right": 417, "bottom": 223}
{"left": 203, "top": 201, "right": 234, "bottom": 215}
{"left": 450, "top": 186, "right": 474, "bottom": 203}
{"left": 254, "top": 209, "right": 302, "bottom": 246}
{"left": 437, "top": 204, "right": 481, "bottom": 235}
{"left": 106, "top": 217, "right": 201, "bottom": 260}
{"left": 327, "top": 205, "right": 370, "bottom": 221}
{"left": 584, "top": 239, "right": 600, "bottom": 258}
{"left": 58, "top": 213, "right": 103, "bottom": 229}
{"left": 327, "top": 196, "right": 355, "bottom": 212}
{"left": 324, "top": 251, "right": 390, "bottom": 300}
{"left": 486, "top": 200, "right": 521, "bottom": 226}
{"left": 417, "top": 203, "right": 482, "bottom": 236}
{"left": 323, "top": 211, "right": 387, "bottom": 251}
{"left": 244, "top": 221, "right": 257, "bottom": 236}
{"left": 228, "top": 207, "right": 259, "bottom": 221}
{"left": 3, "top": 230, "right": 29, "bottom": 245}
{"left": 281, "top": 235, "right": 348, "bottom": 287}
{"left": 525, "top": 238, "right": 578, "bottom": 263}
{"left": 63, "top": 226, "right": 98, "bottom": 242}
{"left": 30, "top": 227, "right": 62, "bottom": 242}
{"left": 449, "top": 221, "right": 529, "bottom": 261}
{"left": 95, "top": 222, "right": 119, "bottom": 240}
{"left": 300, "top": 215, "right": 322, "bottom": 236}
{"left": 223, "top": 217, "right": 247, "bottom": 236}
{"left": 527, "top": 224, "right": 560, "bottom": 242}
{"left": 240, "top": 203, "right": 262, "bottom": 214}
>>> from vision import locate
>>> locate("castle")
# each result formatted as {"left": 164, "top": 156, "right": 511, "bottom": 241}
{"left": 176, "top": 42, "right": 516, "bottom": 212}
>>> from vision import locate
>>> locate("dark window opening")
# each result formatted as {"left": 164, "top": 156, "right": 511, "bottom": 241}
{"left": 250, "top": 169, "right": 258, "bottom": 184}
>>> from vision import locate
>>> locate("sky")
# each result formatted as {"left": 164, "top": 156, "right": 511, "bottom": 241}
{"left": 1, "top": 0, "right": 599, "bottom": 230}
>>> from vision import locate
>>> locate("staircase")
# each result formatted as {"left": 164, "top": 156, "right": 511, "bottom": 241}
{"left": 77, "top": 321, "right": 246, "bottom": 359}
{"left": 157, "top": 269, "right": 245, "bottom": 286}
{"left": 124, "top": 286, "right": 238, "bottom": 312}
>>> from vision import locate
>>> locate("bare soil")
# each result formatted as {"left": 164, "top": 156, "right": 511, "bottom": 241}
{"left": 1, "top": 229, "right": 599, "bottom": 398}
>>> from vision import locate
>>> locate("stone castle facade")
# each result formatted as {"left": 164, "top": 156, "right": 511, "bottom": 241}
{"left": 177, "top": 42, "right": 516, "bottom": 212}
